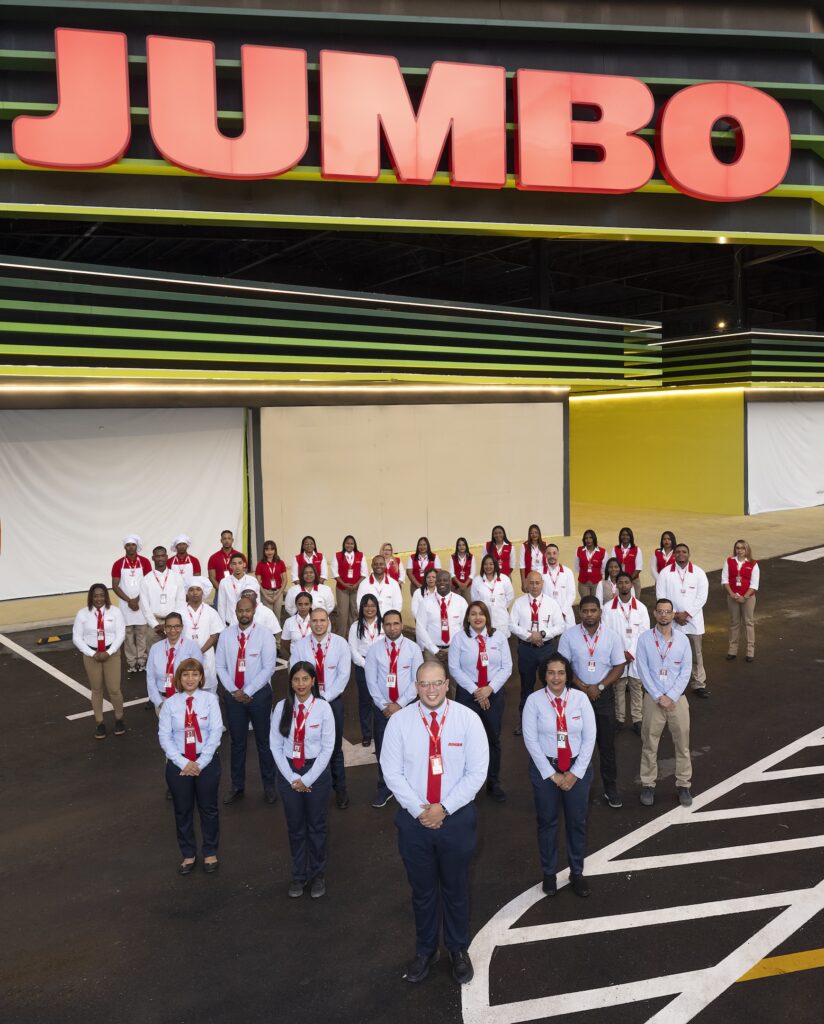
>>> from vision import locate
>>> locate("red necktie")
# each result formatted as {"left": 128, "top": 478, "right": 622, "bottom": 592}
{"left": 440, "top": 598, "right": 450, "bottom": 644}
{"left": 476, "top": 635, "right": 488, "bottom": 686}
{"left": 234, "top": 631, "right": 247, "bottom": 688}
{"left": 183, "top": 695, "right": 202, "bottom": 761}
{"left": 531, "top": 599, "right": 539, "bottom": 626}
{"left": 96, "top": 609, "right": 106, "bottom": 652}
{"left": 426, "top": 711, "right": 442, "bottom": 803}
{"left": 293, "top": 703, "right": 307, "bottom": 768}
{"left": 387, "top": 641, "right": 399, "bottom": 702}
{"left": 165, "top": 644, "right": 176, "bottom": 697}
{"left": 554, "top": 696, "right": 572, "bottom": 771}
{"left": 314, "top": 640, "right": 326, "bottom": 689}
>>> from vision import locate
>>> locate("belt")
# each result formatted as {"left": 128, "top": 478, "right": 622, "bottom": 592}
{"left": 288, "top": 756, "right": 316, "bottom": 769}
{"left": 548, "top": 754, "right": 578, "bottom": 771}
{"left": 518, "top": 637, "right": 554, "bottom": 647}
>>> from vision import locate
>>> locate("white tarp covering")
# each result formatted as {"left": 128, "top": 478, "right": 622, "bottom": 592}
{"left": 747, "top": 401, "right": 824, "bottom": 514}
{"left": 0, "top": 408, "right": 246, "bottom": 600}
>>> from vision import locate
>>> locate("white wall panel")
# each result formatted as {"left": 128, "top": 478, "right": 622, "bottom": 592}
{"left": 747, "top": 401, "right": 824, "bottom": 514}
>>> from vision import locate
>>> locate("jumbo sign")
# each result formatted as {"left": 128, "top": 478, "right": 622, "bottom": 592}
{"left": 13, "top": 28, "right": 792, "bottom": 202}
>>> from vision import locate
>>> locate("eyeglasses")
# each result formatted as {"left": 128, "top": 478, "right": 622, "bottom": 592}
{"left": 418, "top": 681, "right": 448, "bottom": 690}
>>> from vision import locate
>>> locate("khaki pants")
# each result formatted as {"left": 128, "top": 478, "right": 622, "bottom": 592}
{"left": 123, "top": 624, "right": 147, "bottom": 669}
{"left": 615, "top": 674, "right": 643, "bottom": 724}
{"left": 83, "top": 652, "right": 124, "bottom": 723}
{"left": 632, "top": 577, "right": 642, "bottom": 599}
{"left": 640, "top": 692, "right": 692, "bottom": 788}
{"left": 687, "top": 633, "right": 707, "bottom": 689}
{"left": 578, "top": 582, "right": 597, "bottom": 599}
{"left": 334, "top": 585, "right": 359, "bottom": 637}
{"left": 727, "top": 594, "right": 756, "bottom": 657}
{"left": 260, "top": 587, "right": 284, "bottom": 624}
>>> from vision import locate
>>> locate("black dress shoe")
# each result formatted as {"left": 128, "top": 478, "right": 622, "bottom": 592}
{"left": 450, "top": 950, "right": 474, "bottom": 984}
{"left": 746, "top": 656, "right": 755, "bottom": 663}
{"left": 403, "top": 950, "right": 439, "bottom": 983}
{"left": 178, "top": 858, "right": 197, "bottom": 876}
{"left": 361, "top": 738, "right": 372, "bottom": 747}
{"left": 542, "top": 874, "right": 557, "bottom": 896}
{"left": 335, "top": 790, "right": 350, "bottom": 809}
{"left": 223, "top": 789, "right": 245, "bottom": 804}
{"left": 487, "top": 783, "right": 506, "bottom": 803}
{"left": 263, "top": 787, "right": 278, "bottom": 805}
{"left": 203, "top": 859, "right": 220, "bottom": 874}
{"left": 725, "top": 653, "right": 736, "bottom": 660}
{"left": 692, "top": 688, "right": 711, "bottom": 699}
{"left": 570, "top": 873, "right": 590, "bottom": 897}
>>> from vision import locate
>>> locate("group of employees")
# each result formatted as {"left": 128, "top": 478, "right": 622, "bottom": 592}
{"left": 72, "top": 525, "right": 760, "bottom": 985}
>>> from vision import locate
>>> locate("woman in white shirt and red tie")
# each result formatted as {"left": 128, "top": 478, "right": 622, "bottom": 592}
{"left": 448, "top": 601, "right": 512, "bottom": 803}
{"left": 722, "top": 539, "right": 760, "bottom": 661}
{"left": 332, "top": 534, "right": 367, "bottom": 636}
{"left": 270, "top": 661, "right": 335, "bottom": 899}
{"left": 522, "top": 652, "right": 597, "bottom": 897}
{"left": 158, "top": 658, "right": 223, "bottom": 875}
{"left": 348, "top": 594, "right": 384, "bottom": 746}
{"left": 72, "top": 584, "right": 127, "bottom": 740}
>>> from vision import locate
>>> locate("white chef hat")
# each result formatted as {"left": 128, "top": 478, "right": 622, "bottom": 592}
{"left": 170, "top": 533, "right": 192, "bottom": 550}
{"left": 122, "top": 534, "right": 143, "bottom": 551}
{"left": 186, "top": 576, "right": 213, "bottom": 599}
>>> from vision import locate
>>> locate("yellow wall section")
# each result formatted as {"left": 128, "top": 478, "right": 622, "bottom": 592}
{"left": 570, "top": 390, "right": 745, "bottom": 515}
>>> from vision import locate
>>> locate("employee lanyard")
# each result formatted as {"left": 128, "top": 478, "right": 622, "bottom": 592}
{"left": 363, "top": 620, "right": 379, "bottom": 643}
{"left": 580, "top": 624, "right": 601, "bottom": 658}
{"left": 653, "top": 632, "right": 674, "bottom": 663}
{"left": 186, "top": 605, "right": 202, "bottom": 632}
{"left": 546, "top": 566, "right": 562, "bottom": 588}
{"left": 617, "top": 598, "right": 637, "bottom": 626}
{"left": 296, "top": 616, "right": 311, "bottom": 639}
{"left": 419, "top": 701, "right": 449, "bottom": 750}
{"left": 293, "top": 696, "right": 315, "bottom": 734}
{"left": 153, "top": 571, "right": 169, "bottom": 592}
{"left": 675, "top": 565, "right": 690, "bottom": 592}
{"left": 546, "top": 686, "right": 569, "bottom": 725}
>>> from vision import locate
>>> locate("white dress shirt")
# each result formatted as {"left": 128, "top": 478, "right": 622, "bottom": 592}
{"left": 72, "top": 605, "right": 126, "bottom": 656}
{"left": 139, "top": 570, "right": 185, "bottom": 628}
{"left": 281, "top": 612, "right": 312, "bottom": 644}
{"left": 522, "top": 686, "right": 597, "bottom": 780}
{"left": 656, "top": 562, "right": 709, "bottom": 635}
{"left": 602, "top": 595, "right": 651, "bottom": 677}
{"left": 348, "top": 618, "right": 383, "bottom": 667}
{"left": 365, "top": 636, "right": 423, "bottom": 710}
{"left": 158, "top": 689, "right": 223, "bottom": 769}
{"left": 411, "top": 586, "right": 439, "bottom": 621}
{"left": 283, "top": 582, "right": 335, "bottom": 617}
{"left": 635, "top": 627, "right": 693, "bottom": 701}
{"left": 470, "top": 574, "right": 514, "bottom": 635}
{"left": 181, "top": 603, "right": 224, "bottom": 693}
{"left": 217, "top": 574, "right": 261, "bottom": 625}
{"left": 415, "top": 592, "right": 469, "bottom": 654}
{"left": 595, "top": 578, "right": 620, "bottom": 607}
{"left": 448, "top": 628, "right": 512, "bottom": 694}
{"left": 721, "top": 558, "right": 761, "bottom": 590}
{"left": 289, "top": 632, "right": 352, "bottom": 702}
{"left": 380, "top": 698, "right": 489, "bottom": 816}
{"left": 253, "top": 603, "right": 282, "bottom": 638}
{"left": 356, "top": 574, "right": 403, "bottom": 617}
{"left": 509, "top": 593, "right": 566, "bottom": 643}
{"left": 146, "top": 638, "right": 204, "bottom": 707}
{"left": 542, "top": 564, "right": 577, "bottom": 620}
{"left": 270, "top": 695, "right": 336, "bottom": 786}
{"left": 215, "top": 624, "right": 277, "bottom": 697}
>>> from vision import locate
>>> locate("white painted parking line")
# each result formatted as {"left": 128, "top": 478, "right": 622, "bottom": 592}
{"left": 463, "top": 722, "right": 824, "bottom": 1024}
{"left": 0, "top": 631, "right": 92, "bottom": 700}
{"left": 66, "top": 697, "right": 149, "bottom": 721}
{"left": 782, "top": 546, "right": 824, "bottom": 562}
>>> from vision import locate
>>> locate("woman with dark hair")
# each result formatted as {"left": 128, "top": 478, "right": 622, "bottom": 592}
{"left": 411, "top": 566, "right": 439, "bottom": 622}
{"left": 521, "top": 653, "right": 597, "bottom": 898}
{"left": 158, "top": 658, "right": 223, "bottom": 875}
{"left": 284, "top": 563, "right": 335, "bottom": 616}
{"left": 72, "top": 583, "right": 127, "bottom": 740}
{"left": 470, "top": 553, "right": 514, "bottom": 635}
{"left": 348, "top": 594, "right": 384, "bottom": 746}
{"left": 595, "top": 556, "right": 623, "bottom": 606}
{"left": 270, "top": 661, "right": 335, "bottom": 899}
{"left": 450, "top": 536, "right": 476, "bottom": 602}
{"left": 519, "top": 523, "right": 548, "bottom": 591}
{"left": 448, "top": 600, "right": 512, "bottom": 803}
{"left": 485, "top": 525, "right": 514, "bottom": 577}
{"left": 407, "top": 536, "right": 441, "bottom": 596}
{"left": 722, "top": 539, "right": 760, "bottom": 662}
{"left": 292, "top": 536, "right": 328, "bottom": 584}
{"left": 652, "top": 531, "right": 677, "bottom": 583}
{"left": 575, "top": 529, "right": 606, "bottom": 599}
{"left": 332, "top": 534, "right": 367, "bottom": 637}
{"left": 254, "top": 539, "right": 288, "bottom": 622}
{"left": 614, "top": 526, "right": 643, "bottom": 597}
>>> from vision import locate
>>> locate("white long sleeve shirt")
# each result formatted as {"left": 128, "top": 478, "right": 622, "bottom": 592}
{"left": 508, "top": 593, "right": 566, "bottom": 643}
{"left": 289, "top": 633, "right": 352, "bottom": 702}
{"left": 283, "top": 583, "right": 335, "bottom": 617}
{"left": 415, "top": 592, "right": 469, "bottom": 654}
{"left": 522, "top": 686, "right": 597, "bottom": 780}
{"left": 253, "top": 603, "right": 282, "bottom": 638}
{"left": 348, "top": 618, "right": 383, "bottom": 668}
{"left": 635, "top": 627, "right": 693, "bottom": 702}
{"left": 411, "top": 586, "right": 439, "bottom": 621}
{"left": 270, "top": 696, "right": 336, "bottom": 786}
{"left": 146, "top": 638, "right": 204, "bottom": 707}
{"left": 281, "top": 612, "right": 312, "bottom": 644}
{"left": 72, "top": 605, "right": 126, "bottom": 656}
{"left": 365, "top": 636, "right": 423, "bottom": 710}
{"left": 601, "top": 595, "right": 651, "bottom": 677}
{"left": 181, "top": 603, "right": 224, "bottom": 693}
{"left": 656, "top": 562, "right": 709, "bottom": 635}
{"left": 158, "top": 689, "right": 223, "bottom": 769}
{"left": 721, "top": 558, "right": 761, "bottom": 590}
{"left": 380, "top": 699, "right": 489, "bottom": 817}
{"left": 217, "top": 574, "right": 261, "bottom": 625}
{"left": 448, "top": 628, "right": 512, "bottom": 694}
{"left": 356, "top": 575, "right": 403, "bottom": 617}
{"left": 139, "top": 570, "right": 185, "bottom": 629}
{"left": 470, "top": 574, "right": 514, "bottom": 635}
{"left": 542, "top": 564, "right": 577, "bottom": 620}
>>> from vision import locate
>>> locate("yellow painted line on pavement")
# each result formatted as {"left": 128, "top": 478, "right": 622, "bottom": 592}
{"left": 738, "top": 947, "right": 824, "bottom": 982}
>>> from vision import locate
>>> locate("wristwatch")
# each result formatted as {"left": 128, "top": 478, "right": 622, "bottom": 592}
{"left": 597, "top": 683, "right": 605, "bottom": 692}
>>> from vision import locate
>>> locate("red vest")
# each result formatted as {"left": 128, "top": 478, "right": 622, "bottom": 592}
{"left": 727, "top": 557, "right": 756, "bottom": 596}
{"left": 523, "top": 542, "right": 548, "bottom": 575}
{"left": 485, "top": 541, "right": 513, "bottom": 576}
{"left": 451, "top": 554, "right": 473, "bottom": 585}
{"left": 385, "top": 558, "right": 402, "bottom": 583}
{"left": 335, "top": 550, "right": 363, "bottom": 587}
{"left": 577, "top": 545, "right": 606, "bottom": 584}
{"left": 296, "top": 551, "right": 324, "bottom": 577}
{"left": 654, "top": 549, "right": 674, "bottom": 574}
{"left": 410, "top": 556, "right": 436, "bottom": 587}
{"left": 614, "top": 544, "right": 639, "bottom": 576}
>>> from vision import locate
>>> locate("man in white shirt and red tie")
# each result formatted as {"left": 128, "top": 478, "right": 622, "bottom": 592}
{"left": 216, "top": 596, "right": 278, "bottom": 805}
{"left": 217, "top": 554, "right": 261, "bottom": 626}
{"left": 290, "top": 607, "right": 353, "bottom": 809}
{"left": 168, "top": 534, "right": 202, "bottom": 586}
{"left": 509, "top": 572, "right": 566, "bottom": 736}
{"left": 602, "top": 572, "right": 650, "bottom": 734}
{"left": 357, "top": 554, "right": 403, "bottom": 618}
{"left": 207, "top": 530, "right": 245, "bottom": 593}
{"left": 139, "top": 546, "right": 186, "bottom": 650}
{"left": 380, "top": 659, "right": 489, "bottom": 986}
{"left": 365, "top": 609, "right": 424, "bottom": 808}
{"left": 415, "top": 570, "right": 468, "bottom": 687}
{"left": 111, "top": 533, "right": 151, "bottom": 673}
{"left": 543, "top": 544, "right": 577, "bottom": 624}
{"left": 656, "top": 543, "right": 710, "bottom": 698}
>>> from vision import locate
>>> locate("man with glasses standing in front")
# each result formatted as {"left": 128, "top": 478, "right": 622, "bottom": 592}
{"left": 380, "top": 660, "right": 488, "bottom": 987}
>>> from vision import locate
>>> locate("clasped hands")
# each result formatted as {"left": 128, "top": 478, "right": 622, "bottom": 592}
{"left": 551, "top": 771, "right": 577, "bottom": 792}
{"left": 418, "top": 802, "right": 447, "bottom": 829}
{"left": 180, "top": 760, "right": 201, "bottom": 777}
{"left": 473, "top": 685, "right": 493, "bottom": 711}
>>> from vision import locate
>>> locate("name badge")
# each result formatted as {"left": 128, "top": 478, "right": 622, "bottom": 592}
{"left": 557, "top": 730, "right": 568, "bottom": 750}
{"left": 224, "top": 570, "right": 231, "bottom": 577}
{"left": 736, "top": 575, "right": 742, "bottom": 586}
{"left": 625, "top": 628, "right": 633, "bottom": 637}
{"left": 552, "top": 590, "right": 559, "bottom": 598}
{"left": 185, "top": 727, "right": 196, "bottom": 744}
{"left": 480, "top": 652, "right": 489, "bottom": 667}
{"left": 166, "top": 673, "right": 174, "bottom": 687}
{"left": 292, "top": 743, "right": 303, "bottom": 759}
{"left": 680, "top": 588, "right": 686, "bottom": 594}
{"left": 159, "top": 594, "right": 168, "bottom": 605}
{"left": 659, "top": 667, "right": 668, "bottom": 682}
{"left": 238, "top": 659, "right": 245, "bottom": 673}
{"left": 97, "top": 628, "right": 105, "bottom": 642}
{"left": 386, "top": 673, "right": 397, "bottom": 687}
{"left": 441, "top": 618, "right": 449, "bottom": 631}
{"left": 430, "top": 754, "right": 443, "bottom": 776}
{"left": 489, "top": 596, "right": 496, "bottom": 604}
{"left": 587, "top": 659, "right": 596, "bottom": 673}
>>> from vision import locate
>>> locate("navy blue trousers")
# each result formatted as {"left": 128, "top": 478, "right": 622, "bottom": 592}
{"left": 517, "top": 639, "right": 558, "bottom": 716}
{"left": 353, "top": 665, "right": 373, "bottom": 742}
{"left": 372, "top": 703, "right": 391, "bottom": 799}
{"left": 165, "top": 755, "right": 221, "bottom": 858}
{"left": 276, "top": 758, "right": 332, "bottom": 883}
{"left": 396, "top": 803, "right": 477, "bottom": 956}
{"left": 592, "top": 688, "right": 617, "bottom": 791}
{"left": 528, "top": 759, "right": 592, "bottom": 876}
{"left": 223, "top": 683, "right": 275, "bottom": 792}
{"left": 454, "top": 685, "right": 505, "bottom": 786}
{"left": 326, "top": 694, "right": 347, "bottom": 794}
